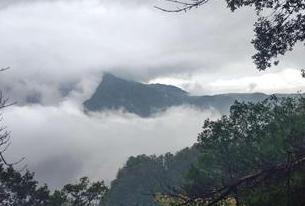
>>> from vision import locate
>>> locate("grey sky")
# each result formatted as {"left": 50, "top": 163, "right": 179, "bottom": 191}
{"left": 0, "top": 0, "right": 304, "bottom": 105}
{"left": 0, "top": 0, "right": 304, "bottom": 104}
{"left": 1, "top": 0, "right": 305, "bottom": 189}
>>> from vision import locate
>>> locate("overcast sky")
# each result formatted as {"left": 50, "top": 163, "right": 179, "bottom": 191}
{"left": 0, "top": 0, "right": 305, "bottom": 104}
{"left": 1, "top": 0, "right": 305, "bottom": 189}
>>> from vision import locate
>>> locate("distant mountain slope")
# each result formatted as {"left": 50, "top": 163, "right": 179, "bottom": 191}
{"left": 101, "top": 146, "right": 200, "bottom": 206}
{"left": 84, "top": 73, "right": 188, "bottom": 117}
{"left": 83, "top": 73, "right": 271, "bottom": 117}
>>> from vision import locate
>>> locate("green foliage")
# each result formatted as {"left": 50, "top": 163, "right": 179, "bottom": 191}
{"left": 0, "top": 165, "right": 50, "bottom": 206}
{"left": 187, "top": 96, "right": 305, "bottom": 205}
{"left": 0, "top": 164, "right": 107, "bottom": 206}
{"left": 102, "top": 147, "right": 201, "bottom": 206}
{"left": 58, "top": 176, "right": 108, "bottom": 206}
{"left": 240, "top": 169, "right": 305, "bottom": 206}
{"left": 48, "top": 190, "right": 67, "bottom": 206}
{"left": 224, "top": 0, "right": 305, "bottom": 70}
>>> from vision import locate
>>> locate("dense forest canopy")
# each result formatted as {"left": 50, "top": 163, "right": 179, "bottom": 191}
{"left": 157, "top": 96, "right": 305, "bottom": 206}
{"left": 102, "top": 148, "right": 200, "bottom": 206}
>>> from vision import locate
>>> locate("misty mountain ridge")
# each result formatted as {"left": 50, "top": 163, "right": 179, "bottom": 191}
{"left": 84, "top": 73, "right": 289, "bottom": 117}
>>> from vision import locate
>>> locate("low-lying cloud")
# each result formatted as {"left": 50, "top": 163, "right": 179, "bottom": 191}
{"left": 3, "top": 101, "right": 219, "bottom": 189}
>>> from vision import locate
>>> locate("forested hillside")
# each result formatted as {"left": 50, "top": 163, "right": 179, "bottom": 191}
{"left": 101, "top": 147, "right": 200, "bottom": 206}
{"left": 156, "top": 96, "right": 305, "bottom": 206}
{"left": 101, "top": 96, "right": 305, "bottom": 206}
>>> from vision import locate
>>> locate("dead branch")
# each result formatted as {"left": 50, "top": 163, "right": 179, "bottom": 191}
{"left": 0, "top": 67, "right": 10, "bottom": 72}
{"left": 0, "top": 66, "right": 23, "bottom": 167}
{"left": 162, "top": 153, "right": 305, "bottom": 205}
{"left": 154, "top": 0, "right": 210, "bottom": 13}
{"left": 0, "top": 91, "right": 16, "bottom": 109}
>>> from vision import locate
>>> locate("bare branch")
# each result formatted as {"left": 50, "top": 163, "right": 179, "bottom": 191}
{"left": 0, "top": 66, "right": 22, "bottom": 167}
{"left": 0, "top": 151, "right": 25, "bottom": 167}
{"left": 155, "top": 0, "right": 209, "bottom": 13}
{"left": 0, "top": 67, "right": 10, "bottom": 72}
{"left": 161, "top": 153, "right": 305, "bottom": 205}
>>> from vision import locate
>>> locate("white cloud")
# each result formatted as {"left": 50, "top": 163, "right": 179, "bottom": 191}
{"left": 150, "top": 68, "right": 305, "bottom": 95}
{"left": 207, "top": 68, "right": 305, "bottom": 94}
{"left": 3, "top": 101, "right": 219, "bottom": 189}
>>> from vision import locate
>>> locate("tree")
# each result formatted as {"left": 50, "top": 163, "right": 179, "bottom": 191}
{"left": 0, "top": 68, "right": 51, "bottom": 205}
{"left": 0, "top": 170, "right": 108, "bottom": 206}
{"left": 0, "top": 166, "right": 51, "bottom": 206}
{"left": 0, "top": 67, "right": 20, "bottom": 166}
{"left": 156, "top": 0, "right": 305, "bottom": 71}
{"left": 50, "top": 177, "right": 108, "bottom": 206}
{"left": 101, "top": 148, "right": 200, "bottom": 206}
{"left": 158, "top": 96, "right": 305, "bottom": 205}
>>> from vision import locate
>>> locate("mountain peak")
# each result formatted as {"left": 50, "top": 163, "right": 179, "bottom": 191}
{"left": 102, "top": 73, "right": 130, "bottom": 83}
{"left": 103, "top": 72, "right": 117, "bottom": 80}
{"left": 84, "top": 74, "right": 270, "bottom": 117}
{"left": 84, "top": 73, "right": 188, "bottom": 117}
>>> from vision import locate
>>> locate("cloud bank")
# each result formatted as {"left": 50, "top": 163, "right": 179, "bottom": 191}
{"left": 3, "top": 101, "right": 219, "bottom": 189}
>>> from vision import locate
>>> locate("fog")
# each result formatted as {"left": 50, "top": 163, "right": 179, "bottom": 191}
{"left": 3, "top": 100, "right": 220, "bottom": 189}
